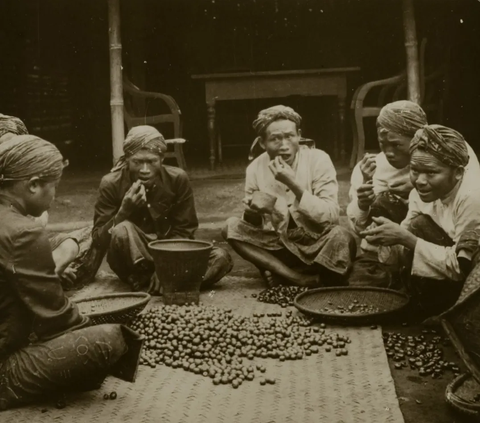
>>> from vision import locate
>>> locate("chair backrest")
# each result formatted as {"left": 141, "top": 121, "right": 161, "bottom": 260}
{"left": 123, "top": 76, "right": 182, "bottom": 138}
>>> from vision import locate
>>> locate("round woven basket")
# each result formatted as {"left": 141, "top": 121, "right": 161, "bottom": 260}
{"left": 445, "top": 373, "right": 480, "bottom": 417}
{"left": 294, "top": 287, "right": 409, "bottom": 325}
{"left": 75, "top": 292, "right": 151, "bottom": 325}
{"left": 148, "top": 239, "right": 213, "bottom": 305}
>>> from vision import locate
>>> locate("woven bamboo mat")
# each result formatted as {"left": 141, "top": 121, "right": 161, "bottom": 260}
{"left": 4, "top": 274, "right": 405, "bottom": 423}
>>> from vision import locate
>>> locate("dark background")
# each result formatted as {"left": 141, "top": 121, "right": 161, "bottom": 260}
{"left": 0, "top": 0, "right": 479, "bottom": 168}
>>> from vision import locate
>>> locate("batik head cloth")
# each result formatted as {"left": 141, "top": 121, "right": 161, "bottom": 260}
{"left": 0, "top": 114, "right": 28, "bottom": 141}
{"left": 0, "top": 135, "right": 65, "bottom": 182}
{"left": 252, "top": 105, "right": 302, "bottom": 137}
{"left": 377, "top": 101, "right": 428, "bottom": 138}
{"left": 111, "top": 125, "right": 167, "bottom": 171}
{"left": 410, "top": 124, "right": 469, "bottom": 167}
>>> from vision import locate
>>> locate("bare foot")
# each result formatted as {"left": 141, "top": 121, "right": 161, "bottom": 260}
{"left": 261, "top": 270, "right": 284, "bottom": 288}
{"left": 295, "top": 274, "right": 322, "bottom": 288}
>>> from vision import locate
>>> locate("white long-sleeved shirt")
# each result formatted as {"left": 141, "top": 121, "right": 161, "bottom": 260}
{"left": 245, "top": 146, "right": 339, "bottom": 236}
{"left": 347, "top": 142, "right": 480, "bottom": 234}
{"left": 379, "top": 178, "right": 480, "bottom": 281}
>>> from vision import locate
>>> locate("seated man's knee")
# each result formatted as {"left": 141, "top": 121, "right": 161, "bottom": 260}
{"left": 84, "top": 324, "right": 128, "bottom": 364}
{"left": 204, "top": 247, "right": 233, "bottom": 284}
{"left": 110, "top": 220, "right": 135, "bottom": 242}
{"left": 221, "top": 225, "right": 228, "bottom": 241}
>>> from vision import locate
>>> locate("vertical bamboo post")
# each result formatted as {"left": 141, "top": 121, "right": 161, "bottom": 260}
{"left": 402, "top": 0, "right": 421, "bottom": 104}
{"left": 108, "top": 0, "right": 124, "bottom": 164}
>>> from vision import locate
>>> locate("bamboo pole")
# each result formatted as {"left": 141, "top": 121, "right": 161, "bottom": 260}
{"left": 402, "top": 0, "right": 421, "bottom": 104}
{"left": 108, "top": 0, "right": 124, "bottom": 164}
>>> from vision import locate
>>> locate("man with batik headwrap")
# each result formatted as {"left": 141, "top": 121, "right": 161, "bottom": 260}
{"left": 346, "top": 101, "right": 480, "bottom": 287}
{"left": 0, "top": 135, "right": 142, "bottom": 410}
{"left": 223, "top": 105, "right": 356, "bottom": 287}
{"left": 360, "top": 125, "right": 480, "bottom": 318}
{"left": 93, "top": 125, "right": 233, "bottom": 292}
{"left": 0, "top": 113, "right": 101, "bottom": 288}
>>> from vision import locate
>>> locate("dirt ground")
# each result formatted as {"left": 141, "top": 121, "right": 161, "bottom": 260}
{"left": 49, "top": 167, "right": 472, "bottom": 423}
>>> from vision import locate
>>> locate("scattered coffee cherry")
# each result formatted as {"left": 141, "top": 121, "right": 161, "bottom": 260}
{"left": 256, "top": 286, "right": 308, "bottom": 307}
{"left": 383, "top": 331, "right": 459, "bottom": 379}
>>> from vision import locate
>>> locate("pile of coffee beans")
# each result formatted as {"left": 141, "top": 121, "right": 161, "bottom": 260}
{"left": 383, "top": 330, "right": 460, "bottom": 378}
{"left": 254, "top": 286, "right": 308, "bottom": 307}
{"left": 129, "top": 305, "right": 351, "bottom": 388}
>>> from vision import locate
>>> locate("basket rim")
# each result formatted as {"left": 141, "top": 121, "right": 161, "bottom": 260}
{"left": 441, "top": 316, "right": 480, "bottom": 385}
{"left": 148, "top": 239, "right": 213, "bottom": 252}
{"left": 74, "top": 292, "right": 151, "bottom": 317}
{"left": 446, "top": 373, "right": 480, "bottom": 413}
{"left": 293, "top": 286, "right": 410, "bottom": 322}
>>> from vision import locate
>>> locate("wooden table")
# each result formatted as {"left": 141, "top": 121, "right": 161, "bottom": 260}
{"left": 192, "top": 67, "right": 360, "bottom": 170}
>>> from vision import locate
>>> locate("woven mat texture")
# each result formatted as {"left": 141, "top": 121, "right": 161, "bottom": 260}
{"left": 3, "top": 274, "right": 404, "bottom": 423}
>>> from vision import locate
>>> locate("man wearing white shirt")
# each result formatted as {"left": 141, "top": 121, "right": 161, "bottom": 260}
{"left": 361, "top": 125, "right": 480, "bottom": 317}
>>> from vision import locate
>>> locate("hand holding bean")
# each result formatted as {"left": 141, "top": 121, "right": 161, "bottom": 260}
{"left": 268, "top": 156, "right": 296, "bottom": 188}
{"left": 357, "top": 181, "right": 375, "bottom": 211}
{"left": 360, "top": 153, "right": 377, "bottom": 183}
{"left": 119, "top": 180, "right": 147, "bottom": 216}
{"left": 360, "top": 216, "right": 417, "bottom": 249}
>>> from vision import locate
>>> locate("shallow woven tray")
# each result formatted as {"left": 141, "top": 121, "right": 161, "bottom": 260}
{"left": 445, "top": 373, "right": 480, "bottom": 417}
{"left": 294, "top": 287, "right": 409, "bottom": 325}
{"left": 75, "top": 292, "right": 151, "bottom": 325}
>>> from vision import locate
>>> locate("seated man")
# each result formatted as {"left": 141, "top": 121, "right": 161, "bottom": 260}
{"left": 0, "top": 135, "right": 141, "bottom": 410}
{"left": 347, "top": 101, "right": 480, "bottom": 287}
{"left": 361, "top": 125, "right": 480, "bottom": 318}
{"left": 0, "top": 113, "right": 103, "bottom": 287}
{"left": 223, "top": 105, "right": 356, "bottom": 287}
{"left": 93, "top": 125, "right": 233, "bottom": 292}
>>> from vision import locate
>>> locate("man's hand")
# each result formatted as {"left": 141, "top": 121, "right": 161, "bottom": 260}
{"left": 357, "top": 181, "right": 375, "bottom": 211}
{"left": 360, "top": 153, "right": 377, "bottom": 183}
{"left": 360, "top": 216, "right": 417, "bottom": 249}
{"left": 119, "top": 180, "right": 147, "bottom": 217}
{"left": 388, "top": 180, "right": 413, "bottom": 199}
{"left": 58, "top": 266, "right": 77, "bottom": 289}
{"left": 268, "top": 156, "right": 296, "bottom": 188}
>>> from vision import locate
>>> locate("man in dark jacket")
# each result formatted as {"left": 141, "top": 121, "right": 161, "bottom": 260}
{"left": 93, "top": 125, "right": 232, "bottom": 292}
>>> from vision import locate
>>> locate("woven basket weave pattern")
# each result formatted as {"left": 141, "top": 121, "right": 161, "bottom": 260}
{"left": 75, "top": 293, "right": 150, "bottom": 325}
{"left": 149, "top": 240, "right": 212, "bottom": 306}
{"left": 295, "top": 287, "right": 409, "bottom": 325}
{"left": 445, "top": 373, "right": 480, "bottom": 416}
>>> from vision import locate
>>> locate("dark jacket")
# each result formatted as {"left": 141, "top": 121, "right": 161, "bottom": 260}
{"left": 92, "top": 165, "right": 199, "bottom": 248}
{"left": 0, "top": 195, "right": 87, "bottom": 358}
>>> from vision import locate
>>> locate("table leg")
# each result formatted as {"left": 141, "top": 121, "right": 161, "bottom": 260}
{"left": 217, "top": 131, "right": 223, "bottom": 164}
{"left": 207, "top": 101, "right": 216, "bottom": 170}
{"left": 338, "top": 95, "right": 347, "bottom": 163}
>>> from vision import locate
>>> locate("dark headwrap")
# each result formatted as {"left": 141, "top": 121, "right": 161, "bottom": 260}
{"left": 0, "top": 135, "right": 65, "bottom": 182}
{"left": 377, "top": 101, "right": 427, "bottom": 138}
{"left": 410, "top": 124, "right": 469, "bottom": 167}
{"left": 249, "top": 105, "right": 302, "bottom": 161}
{"left": 111, "top": 125, "right": 167, "bottom": 172}
{"left": 0, "top": 114, "right": 28, "bottom": 140}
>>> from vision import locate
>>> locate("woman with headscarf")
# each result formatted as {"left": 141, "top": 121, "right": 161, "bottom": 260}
{"left": 223, "top": 105, "right": 356, "bottom": 288}
{"left": 361, "top": 125, "right": 480, "bottom": 318}
{"left": 93, "top": 125, "right": 232, "bottom": 292}
{"left": 0, "top": 135, "right": 142, "bottom": 411}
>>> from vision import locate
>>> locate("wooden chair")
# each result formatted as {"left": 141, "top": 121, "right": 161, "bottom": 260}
{"left": 349, "top": 38, "right": 450, "bottom": 168}
{"left": 123, "top": 77, "right": 187, "bottom": 170}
